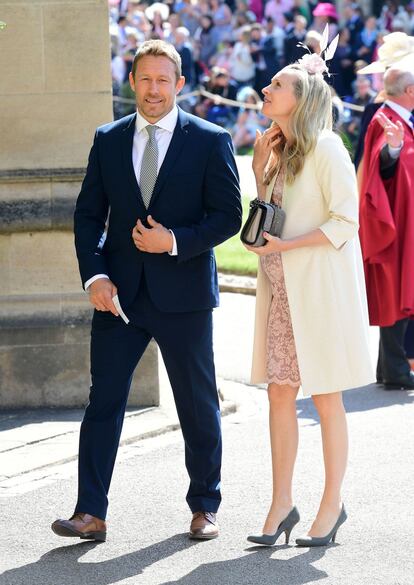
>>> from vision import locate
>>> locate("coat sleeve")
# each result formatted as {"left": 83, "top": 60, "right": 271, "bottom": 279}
{"left": 314, "top": 133, "right": 359, "bottom": 250}
{"left": 173, "top": 131, "right": 242, "bottom": 263}
{"left": 73, "top": 130, "right": 110, "bottom": 287}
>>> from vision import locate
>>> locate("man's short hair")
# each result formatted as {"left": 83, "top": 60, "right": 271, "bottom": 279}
{"left": 131, "top": 40, "right": 182, "bottom": 80}
{"left": 384, "top": 62, "right": 414, "bottom": 96}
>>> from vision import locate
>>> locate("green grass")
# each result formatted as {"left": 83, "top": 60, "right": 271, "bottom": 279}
{"left": 215, "top": 196, "right": 258, "bottom": 276}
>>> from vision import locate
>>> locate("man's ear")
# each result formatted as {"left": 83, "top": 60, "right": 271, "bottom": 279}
{"left": 129, "top": 72, "right": 135, "bottom": 92}
{"left": 176, "top": 76, "right": 186, "bottom": 95}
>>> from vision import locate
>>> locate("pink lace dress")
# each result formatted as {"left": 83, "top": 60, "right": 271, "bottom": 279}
{"left": 260, "top": 169, "right": 301, "bottom": 387}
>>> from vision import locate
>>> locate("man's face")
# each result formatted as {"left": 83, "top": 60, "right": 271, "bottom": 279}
{"left": 129, "top": 55, "right": 185, "bottom": 123}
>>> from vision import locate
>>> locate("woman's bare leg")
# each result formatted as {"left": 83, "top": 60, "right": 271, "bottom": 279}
{"left": 308, "top": 391, "right": 348, "bottom": 536}
{"left": 262, "top": 383, "right": 299, "bottom": 534}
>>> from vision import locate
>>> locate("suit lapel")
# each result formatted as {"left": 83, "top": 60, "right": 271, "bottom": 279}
{"left": 121, "top": 113, "right": 142, "bottom": 198}
{"left": 148, "top": 108, "right": 190, "bottom": 209}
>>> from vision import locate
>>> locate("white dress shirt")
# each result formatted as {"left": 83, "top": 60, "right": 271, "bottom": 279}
{"left": 85, "top": 107, "right": 179, "bottom": 291}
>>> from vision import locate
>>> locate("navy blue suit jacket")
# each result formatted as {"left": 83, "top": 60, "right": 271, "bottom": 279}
{"left": 74, "top": 108, "right": 242, "bottom": 312}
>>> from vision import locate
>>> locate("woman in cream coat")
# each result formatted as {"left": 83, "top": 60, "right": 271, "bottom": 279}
{"left": 245, "top": 61, "right": 374, "bottom": 547}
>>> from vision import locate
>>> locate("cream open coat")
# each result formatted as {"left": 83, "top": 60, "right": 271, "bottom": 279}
{"left": 251, "top": 130, "right": 375, "bottom": 396}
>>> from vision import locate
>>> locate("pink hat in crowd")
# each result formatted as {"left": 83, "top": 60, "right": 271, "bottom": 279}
{"left": 312, "top": 3, "right": 338, "bottom": 20}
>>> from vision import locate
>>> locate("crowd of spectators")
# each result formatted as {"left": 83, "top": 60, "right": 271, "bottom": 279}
{"left": 109, "top": 0, "right": 414, "bottom": 154}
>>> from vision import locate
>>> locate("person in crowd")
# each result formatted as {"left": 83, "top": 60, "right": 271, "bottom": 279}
{"left": 359, "top": 58, "right": 414, "bottom": 390}
{"left": 266, "top": 14, "right": 287, "bottom": 64}
{"left": 250, "top": 23, "right": 279, "bottom": 92}
{"left": 311, "top": 2, "right": 339, "bottom": 41}
{"left": 210, "top": 39, "right": 235, "bottom": 70}
{"left": 232, "top": 9, "right": 253, "bottom": 41}
{"left": 329, "top": 27, "right": 355, "bottom": 98}
{"left": 116, "top": 14, "right": 130, "bottom": 51}
{"left": 51, "top": 39, "right": 242, "bottom": 543}
{"left": 291, "top": 0, "right": 311, "bottom": 23}
{"left": 264, "top": 0, "right": 294, "bottom": 29}
{"left": 284, "top": 14, "right": 308, "bottom": 65}
{"left": 194, "top": 14, "right": 221, "bottom": 76}
{"left": 195, "top": 66, "right": 238, "bottom": 127}
{"left": 343, "top": 2, "right": 364, "bottom": 48}
{"left": 229, "top": 26, "right": 256, "bottom": 88}
{"left": 231, "top": 87, "right": 268, "bottom": 152}
{"left": 249, "top": 0, "right": 263, "bottom": 22}
{"left": 164, "top": 12, "right": 182, "bottom": 43}
{"left": 235, "top": 0, "right": 257, "bottom": 23}
{"left": 304, "top": 29, "right": 321, "bottom": 54}
{"left": 355, "top": 15, "right": 378, "bottom": 63}
{"left": 173, "top": 26, "right": 195, "bottom": 89}
{"left": 342, "top": 75, "right": 376, "bottom": 150}
{"left": 210, "top": 0, "right": 234, "bottom": 41}
{"left": 145, "top": 2, "right": 170, "bottom": 39}
{"left": 244, "top": 50, "right": 373, "bottom": 548}
{"left": 122, "top": 31, "right": 140, "bottom": 81}
{"left": 176, "top": 0, "right": 202, "bottom": 36}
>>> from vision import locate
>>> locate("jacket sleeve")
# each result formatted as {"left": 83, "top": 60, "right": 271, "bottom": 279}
{"left": 73, "top": 130, "right": 110, "bottom": 287}
{"left": 314, "top": 133, "right": 359, "bottom": 250}
{"left": 173, "top": 131, "right": 242, "bottom": 263}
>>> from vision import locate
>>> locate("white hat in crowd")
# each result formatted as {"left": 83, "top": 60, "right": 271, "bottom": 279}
{"left": 358, "top": 32, "right": 414, "bottom": 74}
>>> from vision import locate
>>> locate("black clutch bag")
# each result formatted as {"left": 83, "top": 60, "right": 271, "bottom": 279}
{"left": 240, "top": 198, "right": 286, "bottom": 247}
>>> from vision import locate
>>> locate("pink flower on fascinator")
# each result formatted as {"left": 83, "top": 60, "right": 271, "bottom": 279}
{"left": 297, "top": 52, "right": 328, "bottom": 75}
{"left": 296, "top": 25, "right": 339, "bottom": 76}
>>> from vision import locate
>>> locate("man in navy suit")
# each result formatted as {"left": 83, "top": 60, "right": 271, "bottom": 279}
{"left": 51, "top": 40, "right": 242, "bottom": 542}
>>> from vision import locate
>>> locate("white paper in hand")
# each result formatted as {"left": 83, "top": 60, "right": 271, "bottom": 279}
{"left": 112, "top": 294, "right": 130, "bottom": 324}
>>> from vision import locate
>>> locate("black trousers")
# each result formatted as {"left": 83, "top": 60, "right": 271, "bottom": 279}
{"left": 75, "top": 277, "right": 222, "bottom": 520}
{"left": 377, "top": 318, "right": 411, "bottom": 382}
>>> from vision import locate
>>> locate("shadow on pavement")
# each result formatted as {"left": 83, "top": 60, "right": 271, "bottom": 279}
{"left": 0, "top": 407, "right": 149, "bottom": 432}
{"left": 161, "top": 545, "right": 328, "bottom": 585}
{"left": 295, "top": 383, "right": 414, "bottom": 425}
{"left": 0, "top": 534, "right": 199, "bottom": 585}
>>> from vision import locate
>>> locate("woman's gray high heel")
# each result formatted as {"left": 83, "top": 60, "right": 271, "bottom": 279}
{"left": 247, "top": 506, "right": 300, "bottom": 546}
{"left": 295, "top": 504, "right": 347, "bottom": 547}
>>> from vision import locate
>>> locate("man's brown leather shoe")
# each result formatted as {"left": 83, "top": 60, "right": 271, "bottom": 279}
{"left": 51, "top": 513, "right": 107, "bottom": 542}
{"left": 189, "top": 511, "right": 219, "bottom": 540}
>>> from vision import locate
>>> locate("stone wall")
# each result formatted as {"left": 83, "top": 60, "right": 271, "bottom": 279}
{"left": 0, "top": 1, "right": 159, "bottom": 408}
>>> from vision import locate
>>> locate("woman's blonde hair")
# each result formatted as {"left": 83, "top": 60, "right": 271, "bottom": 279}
{"left": 264, "top": 64, "right": 333, "bottom": 186}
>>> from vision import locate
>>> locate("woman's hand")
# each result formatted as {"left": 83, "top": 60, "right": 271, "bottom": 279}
{"left": 244, "top": 232, "right": 292, "bottom": 255}
{"left": 252, "top": 126, "right": 283, "bottom": 178}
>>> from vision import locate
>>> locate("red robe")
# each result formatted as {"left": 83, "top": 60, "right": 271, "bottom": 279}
{"left": 359, "top": 105, "right": 414, "bottom": 327}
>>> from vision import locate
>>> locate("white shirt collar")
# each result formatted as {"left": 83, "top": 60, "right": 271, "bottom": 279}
{"left": 384, "top": 100, "right": 412, "bottom": 127}
{"left": 136, "top": 106, "right": 178, "bottom": 134}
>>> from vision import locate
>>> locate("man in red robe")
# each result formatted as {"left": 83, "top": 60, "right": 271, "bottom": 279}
{"left": 359, "top": 59, "right": 414, "bottom": 390}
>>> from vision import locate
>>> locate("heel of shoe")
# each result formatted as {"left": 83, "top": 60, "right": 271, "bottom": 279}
{"left": 331, "top": 530, "right": 337, "bottom": 543}
{"left": 284, "top": 528, "right": 292, "bottom": 544}
{"left": 80, "top": 530, "right": 106, "bottom": 542}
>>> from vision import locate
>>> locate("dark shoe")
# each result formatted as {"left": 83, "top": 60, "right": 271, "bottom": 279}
{"left": 51, "top": 513, "right": 107, "bottom": 542}
{"left": 295, "top": 504, "right": 347, "bottom": 547}
{"left": 247, "top": 506, "right": 300, "bottom": 546}
{"left": 189, "top": 511, "right": 219, "bottom": 540}
{"left": 383, "top": 371, "right": 414, "bottom": 390}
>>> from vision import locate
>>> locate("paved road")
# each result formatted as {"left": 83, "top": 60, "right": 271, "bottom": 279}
{"left": 1, "top": 382, "right": 413, "bottom": 585}
{"left": 1, "top": 293, "right": 413, "bottom": 584}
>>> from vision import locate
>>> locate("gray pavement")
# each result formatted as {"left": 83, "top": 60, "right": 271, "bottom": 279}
{"left": 1, "top": 292, "right": 414, "bottom": 584}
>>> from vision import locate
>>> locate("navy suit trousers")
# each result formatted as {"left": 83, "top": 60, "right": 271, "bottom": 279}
{"left": 75, "top": 277, "right": 222, "bottom": 520}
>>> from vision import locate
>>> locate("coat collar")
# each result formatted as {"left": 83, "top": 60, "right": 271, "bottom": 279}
{"left": 120, "top": 108, "right": 190, "bottom": 209}
{"left": 149, "top": 107, "right": 190, "bottom": 208}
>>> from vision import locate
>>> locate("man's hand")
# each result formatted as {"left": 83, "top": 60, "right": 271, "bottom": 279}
{"left": 89, "top": 278, "right": 118, "bottom": 315}
{"left": 377, "top": 111, "right": 404, "bottom": 149}
{"left": 132, "top": 215, "right": 173, "bottom": 253}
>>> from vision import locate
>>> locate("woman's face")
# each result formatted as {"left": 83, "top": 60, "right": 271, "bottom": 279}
{"left": 262, "top": 69, "right": 298, "bottom": 121}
